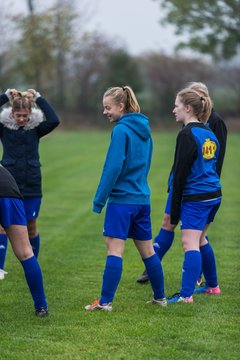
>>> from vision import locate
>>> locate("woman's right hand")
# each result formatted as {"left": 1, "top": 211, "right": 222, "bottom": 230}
{"left": 5, "top": 88, "right": 19, "bottom": 100}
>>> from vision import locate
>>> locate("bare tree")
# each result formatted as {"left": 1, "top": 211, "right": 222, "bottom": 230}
{"left": 27, "top": 0, "right": 35, "bottom": 15}
{"left": 54, "top": 0, "right": 77, "bottom": 108}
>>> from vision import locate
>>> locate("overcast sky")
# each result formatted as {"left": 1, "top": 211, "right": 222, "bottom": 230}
{"left": 4, "top": 0, "right": 181, "bottom": 55}
{"left": 83, "top": 0, "right": 179, "bottom": 55}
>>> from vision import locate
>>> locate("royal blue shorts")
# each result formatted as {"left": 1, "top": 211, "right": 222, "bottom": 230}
{"left": 180, "top": 198, "right": 221, "bottom": 230}
{"left": 103, "top": 204, "right": 152, "bottom": 240}
{"left": 23, "top": 197, "right": 42, "bottom": 220}
{"left": 0, "top": 198, "right": 27, "bottom": 227}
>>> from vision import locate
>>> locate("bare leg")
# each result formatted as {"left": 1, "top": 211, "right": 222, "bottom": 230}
{"left": 5, "top": 224, "right": 33, "bottom": 260}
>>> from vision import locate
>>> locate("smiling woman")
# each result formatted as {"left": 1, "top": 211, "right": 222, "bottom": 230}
{"left": 103, "top": 86, "right": 140, "bottom": 122}
{"left": 85, "top": 85, "right": 167, "bottom": 311}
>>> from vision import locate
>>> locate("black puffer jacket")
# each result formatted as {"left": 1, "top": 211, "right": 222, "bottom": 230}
{"left": 0, "top": 94, "right": 60, "bottom": 197}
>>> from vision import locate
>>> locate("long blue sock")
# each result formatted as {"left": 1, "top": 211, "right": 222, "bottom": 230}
{"left": 153, "top": 229, "right": 174, "bottom": 260}
{"left": 143, "top": 254, "right": 165, "bottom": 299}
{"left": 30, "top": 234, "right": 40, "bottom": 258}
{"left": 198, "top": 236, "right": 209, "bottom": 280}
{"left": 200, "top": 242, "right": 218, "bottom": 287}
{"left": 181, "top": 250, "right": 201, "bottom": 298}
{"left": 100, "top": 255, "right": 122, "bottom": 304}
{"left": 0, "top": 234, "right": 8, "bottom": 270}
{"left": 21, "top": 256, "right": 47, "bottom": 309}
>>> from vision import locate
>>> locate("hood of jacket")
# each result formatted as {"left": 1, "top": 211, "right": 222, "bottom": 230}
{"left": 0, "top": 107, "right": 44, "bottom": 130}
{"left": 117, "top": 113, "right": 151, "bottom": 140}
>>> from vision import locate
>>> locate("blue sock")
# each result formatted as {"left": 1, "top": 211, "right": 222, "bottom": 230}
{"left": 200, "top": 242, "right": 218, "bottom": 287}
{"left": 21, "top": 256, "right": 47, "bottom": 309}
{"left": 100, "top": 255, "right": 122, "bottom": 304}
{"left": 181, "top": 250, "right": 201, "bottom": 298}
{"left": 30, "top": 234, "right": 40, "bottom": 258}
{"left": 153, "top": 229, "right": 174, "bottom": 260}
{"left": 0, "top": 234, "right": 8, "bottom": 270}
{"left": 143, "top": 254, "right": 165, "bottom": 299}
{"left": 198, "top": 236, "right": 209, "bottom": 279}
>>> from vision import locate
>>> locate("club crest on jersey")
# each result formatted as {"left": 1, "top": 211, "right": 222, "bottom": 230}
{"left": 202, "top": 138, "right": 217, "bottom": 159}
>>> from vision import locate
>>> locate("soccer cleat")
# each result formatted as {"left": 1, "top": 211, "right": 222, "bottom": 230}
{"left": 136, "top": 269, "right": 149, "bottom": 284}
{"left": 146, "top": 297, "right": 167, "bottom": 307}
{"left": 167, "top": 292, "right": 193, "bottom": 303}
{"left": 35, "top": 308, "right": 49, "bottom": 317}
{"left": 85, "top": 299, "right": 112, "bottom": 312}
{"left": 194, "top": 285, "right": 221, "bottom": 295}
{"left": 0, "top": 269, "right": 8, "bottom": 280}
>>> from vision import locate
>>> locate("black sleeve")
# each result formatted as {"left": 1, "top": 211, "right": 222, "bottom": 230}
{"left": 0, "top": 93, "right": 9, "bottom": 107}
{"left": 208, "top": 111, "right": 227, "bottom": 177}
{"left": 170, "top": 130, "right": 197, "bottom": 225}
{"left": 212, "top": 120, "right": 227, "bottom": 177}
{"left": 35, "top": 97, "right": 60, "bottom": 137}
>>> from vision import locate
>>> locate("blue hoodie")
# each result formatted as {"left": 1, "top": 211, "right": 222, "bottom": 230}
{"left": 93, "top": 112, "right": 152, "bottom": 213}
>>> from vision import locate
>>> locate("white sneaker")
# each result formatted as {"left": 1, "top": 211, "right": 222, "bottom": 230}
{"left": 146, "top": 297, "right": 167, "bottom": 307}
{"left": 85, "top": 299, "right": 112, "bottom": 311}
{"left": 0, "top": 269, "right": 8, "bottom": 280}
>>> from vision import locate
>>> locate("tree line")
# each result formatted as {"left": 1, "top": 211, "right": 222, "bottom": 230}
{"left": 0, "top": 0, "right": 239, "bottom": 127}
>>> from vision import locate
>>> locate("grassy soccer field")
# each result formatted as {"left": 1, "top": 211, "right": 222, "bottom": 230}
{"left": 0, "top": 130, "right": 239, "bottom": 360}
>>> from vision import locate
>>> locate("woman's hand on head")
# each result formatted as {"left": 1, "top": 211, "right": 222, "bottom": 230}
{"left": 5, "top": 88, "right": 19, "bottom": 100}
{"left": 27, "top": 89, "right": 41, "bottom": 101}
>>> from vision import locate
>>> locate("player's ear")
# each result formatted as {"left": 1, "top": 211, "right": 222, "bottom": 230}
{"left": 119, "top": 102, "right": 125, "bottom": 112}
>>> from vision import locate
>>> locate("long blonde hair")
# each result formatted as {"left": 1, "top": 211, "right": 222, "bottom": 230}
{"left": 103, "top": 86, "right": 140, "bottom": 113}
{"left": 187, "top": 81, "right": 213, "bottom": 108}
{"left": 177, "top": 87, "right": 212, "bottom": 123}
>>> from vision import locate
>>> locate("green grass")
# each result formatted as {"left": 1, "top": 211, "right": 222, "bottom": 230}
{"left": 0, "top": 130, "right": 239, "bottom": 360}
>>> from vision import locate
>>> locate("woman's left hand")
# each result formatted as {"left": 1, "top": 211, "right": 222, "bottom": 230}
{"left": 27, "top": 89, "right": 41, "bottom": 101}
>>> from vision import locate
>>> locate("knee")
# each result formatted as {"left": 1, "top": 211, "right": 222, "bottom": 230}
{"left": 140, "top": 243, "right": 155, "bottom": 259}
{"left": 105, "top": 237, "right": 124, "bottom": 257}
{"left": 162, "top": 214, "right": 176, "bottom": 231}
{"left": 142, "top": 249, "right": 155, "bottom": 259}
{"left": 14, "top": 246, "right": 34, "bottom": 261}
{"left": 182, "top": 238, "right": 199, "bottom": 252}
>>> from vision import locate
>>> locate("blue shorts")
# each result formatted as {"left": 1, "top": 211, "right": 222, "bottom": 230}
{"left": 103, "top": 204, "right": 152, "bottom": 240}
{"left": 0, "top": 198, "right": 27, "bottom": 227}
{"left": 23, "top": 197, "right": 41, "bottom": 220}
{"left": 180, "top": 198, "right": 221, "bottom": 230}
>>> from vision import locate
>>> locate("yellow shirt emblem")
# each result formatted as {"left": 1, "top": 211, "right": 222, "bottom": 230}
{"left": 202, "top": 138, "right": 217, "bottom": 159}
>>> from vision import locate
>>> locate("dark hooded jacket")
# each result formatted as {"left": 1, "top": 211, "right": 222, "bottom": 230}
{"left": 0, "top": 94, "right": 60, "bottom": 197}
